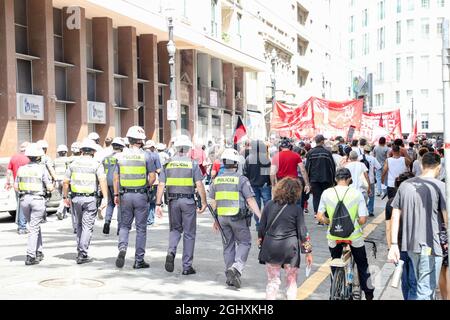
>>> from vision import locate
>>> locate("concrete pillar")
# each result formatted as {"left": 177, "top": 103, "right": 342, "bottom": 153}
{"left": 63, "top": 6, "right": 88, "bottom": 146}
{"left": 223, "top": 62, "right": 235, "bottom": 113}
{"left": 92, "top": 17, "right": 115, "bottom": 141}
{"left": 158, "top": 41, "right": 171, "bottom": 144}
{"left": 139, "top": 34, "right": 158, "bottom": 140}
{"left": 118, "top": 26, "right": 138, "bottom": 132}
{"left": 28, "top": 0, "right": 56, "bottom": 156}
{"left": 0, "top": 0, "right": 17, "bottom": 156}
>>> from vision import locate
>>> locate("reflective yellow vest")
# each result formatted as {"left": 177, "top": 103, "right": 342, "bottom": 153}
{"left": 17, "top": 164, "right": 45, "bottom": 194}
{"left": 165, "top": 158, "right": 195, "bottom": 194}
{"left": 325, "top": 187, "right": 364, "bottom": 241}
{"left": 118, "top": 150, "right": 147, "bottom": 188}
{"left": 54, "top": 157, "right": 69, "bottom": 181}
{"left": 70, "top": 158, "right": 99, "bottom": 194}
{"left": 213, "top": 174, "right": 240, "bottom": 216}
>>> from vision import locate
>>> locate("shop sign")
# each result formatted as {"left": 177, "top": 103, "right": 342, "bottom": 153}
{"left": 87, "top": 101, "right": 106, "bottom": 124}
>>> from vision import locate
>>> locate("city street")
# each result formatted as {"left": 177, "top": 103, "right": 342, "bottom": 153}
{"left": 0, "top": 197, "right": 402, "bottom": 300}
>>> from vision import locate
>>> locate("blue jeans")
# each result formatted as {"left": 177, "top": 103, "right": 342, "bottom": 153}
{"left": 408, "top": 250, "right": 443, "bottom": 300}
{"left": 400, "top": 251, "right": 417, "bottom": 300}
{"left": 16, "top": 192, "right": 27, "bottom": 230}
{"left": 147, "top": 202, "right": 156, "bottom": 225}
{"left": 375, "top": 168, "right": 383, "bottom": 195}
{"left": 252, "top": 185, "right": 272, "bottom": 226}
{"left": 367, "top": 183, "right": 375, "bottom": 215}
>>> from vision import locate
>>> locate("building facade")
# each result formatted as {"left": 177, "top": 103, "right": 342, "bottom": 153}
{"left": 344, "top": 0, "right": 449, "bottom": 136}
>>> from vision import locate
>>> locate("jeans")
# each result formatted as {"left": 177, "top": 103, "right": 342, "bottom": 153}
{"left": 252, "top": 185, "right": 272, "bottom": 226}
{"left": 367, "top": 184, "right": 375, "bottom": 215}
{"left": 400, "top": 251, "right": 417, "bottom": 300}
{"left": 16, "top": 192, "right": 27, "bottom": 230}
{"left": 147, "top": 202, "right": 156, "bottom": 225}
{"left": 408, "top": 250, "right": 443, "bottom": 300}
{"left": 375, "top": 168, "right": 383, "bottom": 195}
{"left": 311, "top": 182, "right": 333, "bottom": 215}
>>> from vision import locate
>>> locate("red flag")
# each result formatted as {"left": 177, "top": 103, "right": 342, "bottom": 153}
{"left": 408, "top": 120, "right": 418, "bottom": 142}
{"left": 233, "top": 116, "right": 247, "bottom": 145}
{"left": 379, "top": 113, "right": 384, "bottom": 127}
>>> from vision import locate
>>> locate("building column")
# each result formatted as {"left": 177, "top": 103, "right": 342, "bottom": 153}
{"left": 93, "top": 17, "right": 115, "bottom": 141}
{"left": 158, "top": 41, "right": 171, "bottom": 144}
{"left": 118, "top": 26, "right": 138, "bottom": 132}
{"left": 139, "top": 34, "right": 158, "bottom": 140}
{"left": 63, "top": 6, "right": 88, "bottom": 146}
{"left": 28, "top": 0, "right": 56, "bottom": 155}
{"left": 180, "top": 49, "right": 197, "bottom": 140}
{"left": 0, "top": 0, "right": 17, "bottom": 156}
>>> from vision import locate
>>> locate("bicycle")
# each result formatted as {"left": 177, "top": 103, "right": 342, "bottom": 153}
{"left": 329, "top": 239, "right": 377, "bottom": 300}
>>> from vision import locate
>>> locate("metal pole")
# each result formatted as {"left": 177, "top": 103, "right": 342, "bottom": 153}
{"left": 411, "top": 98, "right": 414, "bottom": 134}
{"left": 441, "top": 19, "right": 450, "bottom": 232}
{"left": 168, "top": 17, "right": 177, "bottom": 140}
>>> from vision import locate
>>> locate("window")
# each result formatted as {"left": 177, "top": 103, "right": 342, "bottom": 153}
{"left": 421, "top": 55, "right": 430, "bottom": 73}
{"left": 349, "top": 16, "right": 355, "bottom": 33}
{"left": 138, "top": 83, "right": 144, "bottom": 104}
{"left": 362, "top": 9, "right": 368, "bottom": 27}
{"left": 297, "top": 4, "right": 308, "bottom": 25}
{"left": 87, "top": 73, "right": 96, "bottom": 101}
{"left": 396, "top": 57, "right": 401, "bottom": 81}
{"left": 437, "top": 18, "right": 444, "bottom": 36}
{"left": 408, "top": 0, "right": 415, "bottom": 10}
{"left": 397, "top": 0, "right": 402, "bottom": 13}
{"left": 421, "top": 89, "right": 429, "bottom": 98}
{"left": 16, "top": 59, "right": 32, "bottom": 94}
{"left": 377, "top": 27, "right": 385, "bottom": 50}
{"left": 236, "top": 13, "right": 242, "bottom": 49}
{"left": 421, "top": 18, "right": 430, "bottom": 39}
{"left": 377, "top": 62, "right": 384, "bottom": 81}
{"left": 407, "top": 19, "right": 415, "bottom": 42}
{"left": 421, "top": 114, "right": 429, "bottom": 130}
{"left": 378, "top": 1, "right": 385, "bottom": 20}
{"left": 349, "top": 39, "right": 355, "bottom": 59}
{"left": 422, "top": 0, "right": 430, "bottom": 8}
{"left": 86, "top": 20, "right": 93, "bottom": 69}
{"left": 407, "top": 90, "right": 414, "bottom": 101}
{"left": 375, "top": 94, "right": 384, "bottom": 106}
{"left": 53, "top": 8, "right": 64, "bottom": 62}
{"left": 396, "top": 21, "right": 402, "bottom": 44}
{"left": 55, "top": 66, "right": 67, "bottom": 100}
{"left": 211, "top": 0, "right": 218, "bottom": 38}
{"left": 396, "top": 91, "right": 401, "bottom": 103}
{"left": 362, "top": 33, "right": 369, "bottom": 55}
{"left": 437, "top": 0, "right": 445, "bottom": 7}
{"left": 14, "top": 0, "right": 28, "bottom": 55}
{"left": 114, "top": 78, "right": 122, "bottom": 106}
{"left": 407, "top": 56, "right": 414, "bottom": 78}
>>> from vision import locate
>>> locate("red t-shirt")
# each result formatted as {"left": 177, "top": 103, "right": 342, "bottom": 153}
{"left": 212, "top": 159, "right": 221, "bottom": 174}
{"left": 271, "top": 150, "right": 302, "bottom": 179}
{"left": 8, "top": 153, "right": 30, "bottom": 180}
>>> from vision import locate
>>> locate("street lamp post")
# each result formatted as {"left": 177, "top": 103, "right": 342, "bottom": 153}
{"left": 167, "top": 17, "right": 177, "bottom": 140}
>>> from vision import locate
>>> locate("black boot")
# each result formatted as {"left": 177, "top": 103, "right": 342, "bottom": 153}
{"left": 165, "top": 253, "right": 175, "bottom": 273}
{"left": 36, "top": 252, "right": 44, "bottom": 262}
{"left": 76, "top": 254, "right": 93, "bottom": 265}
{"left": 133, "top": 260, "right": 150, "bottom": 269}
{"left": 25, "top": 256, "right": 39, "bottom": 266}
{"left": 103, "top": 222, "right": 110, "bottom": 235}
{"left": 116, "top": 250, "right": 126, "bottom": 268}
{"left": 225, "top": 267, "right": 241, "bottom": 288}
{"left": 182, "top": 267, "right": 196, "bottom": 276}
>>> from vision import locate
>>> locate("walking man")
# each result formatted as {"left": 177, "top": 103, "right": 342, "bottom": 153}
{"left": 55, "top": 145, "right": 70, "bottom": 220}
{"left": 15, "top": 144, "right": 54, "bottom": 265}
{"left": 209, "top": 148, "right": 262, "bottom": 288}
{"left": 373, "top": 137, "right": 389, "bottom": 197}
{"left": 155, "top": 135, "right": 207, "bottom": 275}
{"left": 63, "top": 139, "right": 108, "bottom": 264}
{"left": 114, "top": 127, "right": 157, "bottom": 269}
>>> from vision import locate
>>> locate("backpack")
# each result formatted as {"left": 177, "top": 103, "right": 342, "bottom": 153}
{"left": 329, "top": 188, "right": 355, "bottom": 238}
{"left": 360, "top": 150, "right": 370, "bottom": 170}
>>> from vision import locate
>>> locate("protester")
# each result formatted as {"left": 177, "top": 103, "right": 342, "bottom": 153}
{"left": 331, "top": 144, "right": 343, "bottom": 169}
{"left": 382, "top": 145, "right": 410, "bottom": 199}
{"left": 344, "top": 151, "right": 370, "bottom": 201}
{"left": 388, "top": 138, "right": 411, "bottom": 163}
{"left": 304, "top": 135, "right": 335, "bottom": 220}
{"left": 388, "top": 152, "right": 448, "bottom": 300}
{"left": 373, "top": 137, "right": 389, "bottom": 197}
{"left": 363, "top": 145, "right": 381, "bottom": 217}
{"left": 412, "top": 147, "right": 429, "bottom": 177}
{"left": 258, "top": 177, "right": 313, "bottom": 300}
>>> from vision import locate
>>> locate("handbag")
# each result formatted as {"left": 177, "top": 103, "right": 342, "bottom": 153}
{"left": 258, "top": 204, "right": 288, "bottom": 264}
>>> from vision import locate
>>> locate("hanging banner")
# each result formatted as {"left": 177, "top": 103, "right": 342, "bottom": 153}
{"left": 359, "top": 110, "right": 403, "bottom": 143}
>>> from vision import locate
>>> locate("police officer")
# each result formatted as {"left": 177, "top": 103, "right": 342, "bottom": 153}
{"left": 208, "top": 148, "right": 262, "bottom": 288}
{"left": 70, "top": 142, "right": 82, "bottom": 160}
{"left": 55, "top": 145, "right": 70, "bottom": 220}
{"left": 155, "top": 135, "right": 207, "bottom": 275}
{"left": 114, "top": 126, "right": 157, "bottom": 269}
{"left": 144, "top": 140, "right": 162, "bottom": 227}
{"left": 102, "top": 137, "right": 125, "bottom": 235}
{"left": 37, "top": 140, "right": 57, "bottom": 182}
{"left": 15, "top": 144, "right": 54, "bottom": 265}
{"left": 63, "top": 138, "right": 108, "bottom": 264}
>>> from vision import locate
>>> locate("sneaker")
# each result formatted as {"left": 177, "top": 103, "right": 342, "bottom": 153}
{"left": 182, "top": 267, "right": 196, "bottom": 276}
{"left": 225, "top": 267, "right": 241, "bottom": 288}
{"left": 369, "top": 213, "right": 375, "bottom": 217}
{"left": 17, "top": 229, "right": 29, "bottom": 235}
{"left": 76, "top": 255, "right": 93, "bottom": 265}
{"left": 165, "top": 253, "right": 175, "bottom": 273}
{"left": 304, "top": 208, "right": 309, "bottom": 214}
{"left": 36, "top": 252, "right": 44, "bottom": 262}
{"left": 133, "top": 260, "right": 150, "bottom": 269}
{"left": 25, "top": 256, "right": 39, "bottom": 266}
{"left": 103, "top": 222, "right": 110, "bottom": 235}
{"left": 56, "top": 211, "right": 64, "bottom": 220}
{"left": 115, "top": 250, "right": 126, "bottom": 268}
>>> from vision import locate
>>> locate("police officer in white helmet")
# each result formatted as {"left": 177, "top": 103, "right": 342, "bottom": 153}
{"left": 55, "top": 145, "right": 71, "bottom": 220}
{"left": 63, "top": 138, "right": 108, "bottom": 264}
{"left": 209, "top": 148, "right": 262, "bottom": 288}
{"left": 114, "top": 126, "right": 157, "bottom": 269}
{"left": 15, "top": 144, "right": 54, "bottom": 265}
{"left": 37, "top": 140, "right": 57, "bottom": 182}
{"left": 155, "top": 135, "right": 207, "bottom": 275}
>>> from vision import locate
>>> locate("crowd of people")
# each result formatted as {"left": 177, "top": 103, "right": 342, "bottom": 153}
{"left": 4, "top": 128, "right": 448, "bottom": 300}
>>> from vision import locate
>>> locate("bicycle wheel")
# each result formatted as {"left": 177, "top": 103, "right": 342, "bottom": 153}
{"left": 351, "top": 263, "right": 362, "bottom": 301}
{"left": 330, "top": 268, "right": 346, "bottom": 300}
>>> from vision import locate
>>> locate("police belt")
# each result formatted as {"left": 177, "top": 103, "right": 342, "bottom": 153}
{"left": 230, "top": 208, "right": 252, "bottom": 221}
{"left": 19, "top": 191, "right": 45, "bottom": 197}
{"left": 122, "top": 188, "right": 148, "bottom": 194}
{"left": 71, "top": 192, "right": 97, "bottom": 198}
{"left": 168, "top": 193, "right": 195, "bottom": 200}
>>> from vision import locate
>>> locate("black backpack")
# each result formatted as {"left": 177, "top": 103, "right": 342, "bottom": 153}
{"left": 360, "top": 149, "right": 370, "bottom": 170}
{"left": 329, "top": 188, "right": 355, "bottom": 238}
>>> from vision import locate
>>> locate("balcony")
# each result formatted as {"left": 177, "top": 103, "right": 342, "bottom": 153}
{"left": 198, "top": 85, "right": 226, "bottom": 108}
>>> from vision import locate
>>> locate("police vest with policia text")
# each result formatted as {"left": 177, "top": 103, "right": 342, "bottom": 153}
{"left": 165, "top": 159, "right": 195, "bottom": 194}
{"left": 213, "top": 173, "right": 241, "bottom": 216}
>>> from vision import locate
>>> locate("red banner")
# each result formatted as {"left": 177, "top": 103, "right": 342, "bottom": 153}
{"left": 360, "top": 110, "right": 403, "bottom": 143}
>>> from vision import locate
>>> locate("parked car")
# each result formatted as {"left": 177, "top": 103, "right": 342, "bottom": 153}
{"left": 0, "top": 157, "right": 17, "bottom": 216}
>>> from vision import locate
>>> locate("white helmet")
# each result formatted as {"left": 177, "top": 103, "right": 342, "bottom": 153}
{"left": 111, "top": 137, "right": 125, "bottom": 148}
{"left": 57, "top": 145, "right": 68, "bottom": 153}
{"left": 80, "top": 138, "right": 98, "bottom": 152}
{"left": 37, "top": 140, "right": 49, "bottom": 149}
{"left": 88, "top": 132, "right": 100, "bottom": 141}
{"left": 71, "top": 142, "right": 81, "bottom": 153}
{"left": 145, "top": 140, "right": 156, "bottom": 149}
{"left": 25, "top": 143, "right": 45, "bottom": 157}
{"left": 174, "top": 135, "right": 193, "bottom": 148}
{"left": 156, "top": 143, "right": 166, "bottom": 151}
{"left": 221, "top": 148, "right": 241, "bottom": 163}
{"left": 123, "top": 137, "right": 130, "bottom": 146}
{"left": 126, "top": 126, "right": 146, "bottom": 140}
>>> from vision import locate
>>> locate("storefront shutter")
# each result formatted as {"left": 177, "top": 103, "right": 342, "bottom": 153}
{"left": 55, "top": 104, "right": 67, "bottom": 146}
{"left": 17, "top": 120, "right": 32, "bottom": 146}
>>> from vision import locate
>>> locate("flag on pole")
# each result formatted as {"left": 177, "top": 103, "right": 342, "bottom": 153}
{"left": 233, "top": 116, "right": 247, "bottom": 145}
{"left": 379, "top": 113, "right": 384, "bottom": 127}
{"left": 408, "top": 120, "right": 418, "bottom": 142}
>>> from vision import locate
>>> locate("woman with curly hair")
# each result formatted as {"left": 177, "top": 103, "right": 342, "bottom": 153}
{"left": 258, "top": 177, "right": 313, "bottom": 300}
